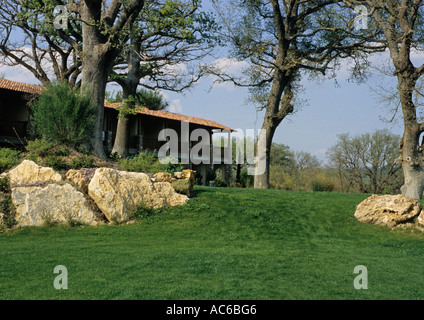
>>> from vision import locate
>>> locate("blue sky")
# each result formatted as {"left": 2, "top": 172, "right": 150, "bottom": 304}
{"left": 0, "top": 43, "right": 405, "bottom": 165}
{"left": 0, "top": 0, "right": 409, "bottom": 164}
{"left": 158, "top": 63, "right": 404, "bottom": 163}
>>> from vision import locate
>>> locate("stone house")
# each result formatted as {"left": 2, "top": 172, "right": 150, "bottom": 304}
{"left": 0, "top": 78, "right": 234, "bottom": 185}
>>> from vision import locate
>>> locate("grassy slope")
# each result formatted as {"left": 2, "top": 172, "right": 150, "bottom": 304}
{"left": 1, "top": 186, "right": 424, "bottom": 300}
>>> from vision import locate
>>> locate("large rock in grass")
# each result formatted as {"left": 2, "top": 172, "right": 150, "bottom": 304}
{"left": 88, "top": 168, "right": 188, "bottom": 223}
{"left": 354, "top": 194, "right": 423, "bottom": 228}
{"left": 12, "top": 183, "right": 100, "bottom": 226}
{"left": 3, "top": 160, "right": 63, "bottom": 187}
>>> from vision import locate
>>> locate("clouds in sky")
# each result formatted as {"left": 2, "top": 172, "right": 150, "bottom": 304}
{"left": 0, "top": 45, "right": 70, "bottom": 85}
{"left": 205, "top": 58, "right": 249, "bottom": 91}
{"left": 0, "top": 42, "right": 417, "bottom": 163}
{"left": 209, "top": 58, "right": 248, "bottom": 74}
{"left": 160, "top": 62, "right": 188, "bottom": 77}
{"left": 159, "top": 91, "right": 183, "bottom": 113}
{"left": 0, "top": 61, "right": 39, "bottom": 84}
{"left": 168, "top": 98, "right": 184, "bottom": 113}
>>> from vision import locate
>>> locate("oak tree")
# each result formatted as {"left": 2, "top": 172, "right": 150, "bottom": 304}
{"left": 110, "top": 0, "right": 217, "bottom": 157}
{"left": 210, "top": 0, "right": 384, "bottom": 188}
{"left": 0, "top": 0, "right": 81, "bottom": 87}
{"left": 4, "top": 0, "right": 146, "bottom": 159}
{"left": 343, "top": 0, "right": 424, "bottom": 198}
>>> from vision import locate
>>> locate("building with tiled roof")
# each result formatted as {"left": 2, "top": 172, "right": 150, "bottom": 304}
{"left": 0, "top": 79, "right": 234, "bottom": 184}
{"left": 103, "top": 100, "right": 234, "bottom": 184}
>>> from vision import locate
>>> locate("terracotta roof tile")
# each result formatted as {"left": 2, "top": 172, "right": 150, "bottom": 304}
{"left": 0, "top": 78, "right": 44, "bottom": 95}
{"left": 105, "top": 100, "right": 234, "bottom": 131}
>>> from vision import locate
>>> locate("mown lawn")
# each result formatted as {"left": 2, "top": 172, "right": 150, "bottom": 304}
{"left": 1, "top": 186, "right": 424, "bottom": 300}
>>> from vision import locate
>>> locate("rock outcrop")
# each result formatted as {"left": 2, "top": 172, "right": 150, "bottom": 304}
{"left": 3, "top": 160, "right": 63, "bottom": 186}
{"left": 88, "top": 168, "right": 188, "bottom": 223}
{"left": 1, "top": 160, "right": 191, "bottom": 227}
{"left": 12, "top": 183, "right": 100, "bottom": 226}
{"left": 153, "top": 172, "right": 175, "bottom": 183}
{"left": 65, "top": 168, "right": 96, "bottom": 193}
{"left": 354, "top": 194, "right": 423, "bottom": 228}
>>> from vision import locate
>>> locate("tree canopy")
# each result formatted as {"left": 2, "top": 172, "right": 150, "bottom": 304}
{"left": 208, "top": 0, "right": 385, "bottom": 188}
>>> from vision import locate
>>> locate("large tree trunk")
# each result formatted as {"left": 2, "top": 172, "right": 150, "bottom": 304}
{"left": 81, "top": 47, "right": 116, "bottom": 160}
{"left": 111, "top": 86, "right": 136, "bottom": 157}
{"left": 363, "top": 0, "right": 424, "bottom": 199}
{"left": 398, "top": 122, "right": 424, "bottom": 200}
{"left": 79, "top": 0, "right": 144, "bottom": 160}
{"left": 80, "top": 2, "right": 114, "bottom": 160}
{"left": 110, "top": 86, "right": 138, "bottom": 158}
{"left": 253, "top": 60, "right": 293, "bottom": 189}
{"left": 111, "top": 35, "right": 141, "bottom": 157}
{"left": 398, "top": 74, "right": 424, "bottom": 199}
{"left": 111, "top": 113, "right": 130, "bottom": 157}
{"left": 253, "top": 121, "right": 277, "bottom": 189}
{"left": 401, "top": 163, "right": 424, "bottom": 199}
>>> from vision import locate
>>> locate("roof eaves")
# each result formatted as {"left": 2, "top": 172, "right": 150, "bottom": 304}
{"left": 104, "top": 100, "right": 235, "bottom": 132}
{"left": 0, "top": 79, "right": 44, "bottom": 95}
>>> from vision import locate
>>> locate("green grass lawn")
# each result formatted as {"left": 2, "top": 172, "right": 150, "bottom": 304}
{"left": 1, "top": 186, "right": 424, "bottom": 300}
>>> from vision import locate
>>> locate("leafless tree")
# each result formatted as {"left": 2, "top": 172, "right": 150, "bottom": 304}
{"left": 327, "top": 130, "right": 403, "bottom": 194}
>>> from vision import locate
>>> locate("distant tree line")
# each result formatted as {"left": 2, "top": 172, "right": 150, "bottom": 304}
{"left": 327, "top": 129, "right": 403, "bottom": 194}
{"left": 227, "top": 129, "right": 403, "bottom": 194}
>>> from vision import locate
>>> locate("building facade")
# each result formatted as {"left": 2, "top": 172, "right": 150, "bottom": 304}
{"left": 0, "top": 79, "right": 234, "bottom": 185}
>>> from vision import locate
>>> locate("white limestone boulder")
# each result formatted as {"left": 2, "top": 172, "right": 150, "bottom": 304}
{"left": 12, "top": 183, "right": 100, "bottom": 226}
{"left": 88, "top": 168, "right": 188, "bottom": 223}
{"left": 354, "top": 194, "right": 422, "bottom": 228}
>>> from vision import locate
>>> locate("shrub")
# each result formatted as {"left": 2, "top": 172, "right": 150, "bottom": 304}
{"left": 239, "top": 169, "right": 254, "bottom": 188}
{"left": 0, "top": 148, "right": 20, "bottom": 173}
{"left": 43, "top": 155, "right": 68, "bottom": 171}
{"left": 0, "top": 175, "right": 10, "bottom": 193}
{"left": 71, "top": 155, "right": 95, "bottom": 169}
{"left": 26, "top": 137, "right": 53, "bottom": 157}
{"left": 214, "top": 177, "right": 228, "bottom": 187}
{"left": 269, "top": 165, "right": 296, "bottom": 190}
{"left": 0, "top": 193, "right": 16, "bottom": 231}
{"left": 53, "top": 146, "right": 70, "bottom": 157}
{"left": 30, "top": 82, "right": 95, "bottom": 148}
{"left": 0, "top": 177, "right": 16, "bottom": 231}
{"left": 118, "top": 151, "right": 166, "bottom": 174}
{"left": 157, "top": 156, "right": 183, "bottom": 175}
{"left": 164, "top": 158, "right": 183, "bottom": 175}
{"left": 310, "top": 174, "right": 335, "bottom": 192}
